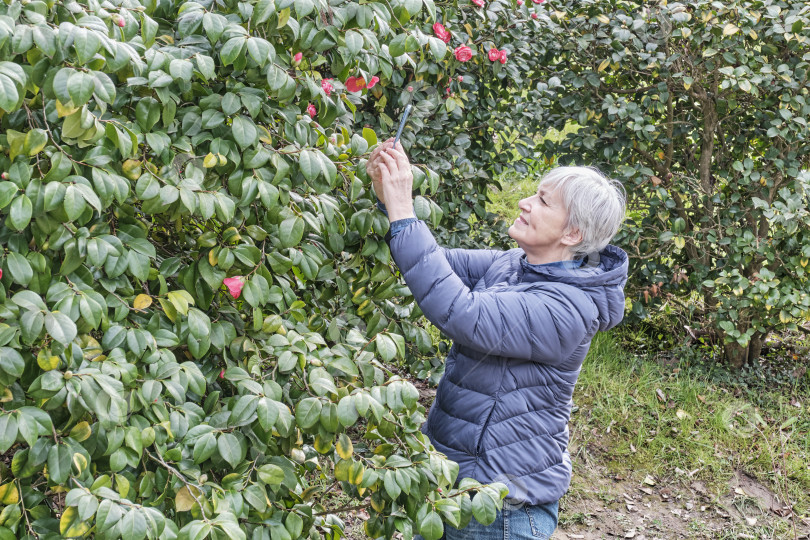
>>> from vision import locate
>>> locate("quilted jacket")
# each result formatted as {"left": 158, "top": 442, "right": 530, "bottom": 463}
{"left": 389, "top": 220, "right": 628, "bottom": 505}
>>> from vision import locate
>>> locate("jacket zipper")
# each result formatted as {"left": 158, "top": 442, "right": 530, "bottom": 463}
{"left": 475, "top": 393, "right": 498, "bottom": 456}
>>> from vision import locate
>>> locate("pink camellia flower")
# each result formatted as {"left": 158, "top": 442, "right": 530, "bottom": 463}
{"left": 293, "top": 52, "right": 302, "bottom": 64}
{"left": 499, "top": 50, "right": 508, "bottom": 64}
{"left": 433, "top": 22, "right": 452, "bottom": 43}
{"left": 457, "top": 75, "right": 463, "bottom": 82}
{"left": 219, "top": 368, "right": 225, "bottom": 379}
{"left": 321, "top": 78, "right": 333, "bottom": 95}
{"left": 454, "top": 45, "right": 473, "bottom": 62}
{"left": 307, "top": 103, "right": 317, "bottom": 118}
{"left": 532, "top": 0, "right": 544, "bottom": 3}
{"left": 345, "top": 76, "right": 365, "bottom": 92}
{"left": 0, "top": 269, "right": 2, "bottom": 280}
{"left": 407, "top": 85, "right": 414, "bottom": 92}
{"left": 367, "top": 76, "right": 380, "bottom": 89}
{"left": 223, "top": 276, "right": 245, "bottom": 299}
{"left": 472, "top": 0, "right": 485, "bottom": 6}
{"left": 517, "top": 0, "right": 523, "bottom": 4}
{"left": 531, "top": 12, "right": 538, "bottom": 18}
{"left": 488, "top": 47, "right": 500, "bottom": 61}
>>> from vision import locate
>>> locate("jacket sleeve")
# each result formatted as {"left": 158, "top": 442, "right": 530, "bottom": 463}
{"left": 439, "top": 247, "right": 500, "bottom": 289}
{"left": 390, "top": 221, "right": 595, "bottom": 365}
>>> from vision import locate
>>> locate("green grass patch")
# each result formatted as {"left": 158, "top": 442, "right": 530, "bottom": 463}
{"left": 571, "top": 330, "right": 810, "bottom": 517}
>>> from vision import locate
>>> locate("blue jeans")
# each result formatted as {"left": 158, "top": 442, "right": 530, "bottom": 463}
{"left": 416, "top": 500, "right": 559, "bottom": 540}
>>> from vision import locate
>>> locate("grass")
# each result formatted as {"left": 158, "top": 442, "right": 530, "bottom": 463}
{"left": 569, "top": 330, "right": 810, "bottom": 518}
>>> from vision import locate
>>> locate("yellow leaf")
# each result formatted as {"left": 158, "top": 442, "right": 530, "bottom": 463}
{"left": 69, "top": 421, "right": 92, "bottom": 442}
{"left": 159, "top": 297, "right": 177, "bottom": 323}
{"left": 175, "top": 485, "right": 201, "bottom": 512}
{"left": 55, "top": 100, "right": 79, "bottom": 118}
{"left": 596, "top": 14, "right": 610, "bottom": 24}
{"left": 348, "top": 461, "right": 364, "bottom": 485}
{"left": 723, "top": 23, "right": 739, "bottom": 36}
{"left": 37, "top": 349, "right": 61, "bottom": 371}
{"left": 259, "top": 125, "right": 273, "bottom": 145}
{"left": 0, "top": 482, "right": 20, "bottom": 505}
{"left": 115, "top": 473, "right": 130, "bottom": 499}
{"left": 60, "top": 506, "right": 92, "bottom": 537}
{"left": 336, "top": 433, "right": 353, "bottom": 460}
{"left": 779, "top": 311, "right": 790, "bottom": 323}
{"left": 217, "top": 153, "right": 227, "bottom": 166}
{"left": 133, "top": 294, "right": 153, "bottom": 310}
{"left": 748, "top": 29, "right": 757, "bottom": 40}
{"left": 72, "top": 453, "right": 88, "bottom": 475}
{"left": 598, "top": 59, "right": 610, "bottom": 72}
{"left": 203, "top": 152, "right": 218, "bottom": 168}
{"left": 0, "top": 387, "right": 12, "bottom": 402}
{"left": 167, "top": 290, "right": 193, "bottom": 316}
{"left": 680, "top": 27, "right": 692, "bottom": 38}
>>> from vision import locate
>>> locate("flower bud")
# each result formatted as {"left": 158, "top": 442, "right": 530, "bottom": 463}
{"left": 407, "top": 86, "right": 414, "bottom": 92}
{"left": 293, "top": 52, "right": 302, "bottom": 65}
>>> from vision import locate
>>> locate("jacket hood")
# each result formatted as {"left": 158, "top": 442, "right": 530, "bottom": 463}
{"left": 518, "top": 244, "right": 629, "bottom": 331}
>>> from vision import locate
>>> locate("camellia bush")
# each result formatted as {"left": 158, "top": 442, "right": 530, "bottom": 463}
{"left": 0, "top": 0, "right": 559, "bottom": 539}
{"left": 536, "top": 0, "right": 810, "bottom": 367}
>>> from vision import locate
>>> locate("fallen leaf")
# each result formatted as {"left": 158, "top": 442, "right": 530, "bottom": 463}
{"left": 656, "top": 388, "right": 666, "bottom": 402}
{"left": 643, "top": 475, "right": 656, "bottom": 486}
{"left": 676, "top": 409, "right": 690, "bottom": 419}
{"left": 624, "top": 530, "right": 637, "bottom": 538}
{"left": 697, "top": 394, "right": 706, "bottom": 403}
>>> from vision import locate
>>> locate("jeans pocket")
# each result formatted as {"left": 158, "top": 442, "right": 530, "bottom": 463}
{"left": 524, "top": 501, "right": 559, "bottom": 539}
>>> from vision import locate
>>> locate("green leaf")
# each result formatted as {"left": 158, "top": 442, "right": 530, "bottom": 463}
{"left": 217, "top": 433, "right": 241, "bottom": 468}
{"left": 419, "top": 511, "right": 444, "bottom": 540}
{"left": 119, "top": 509, "right": 147, "bottom": 540}
{"left": 257, "top": 397, "right": 280, "bottom": 431}
{"left": 0, "top": 74, "right": 20, "bottom": 113}
{"left": 220, "top": 37, "right": 245, "bottom": 66}
{"left": 5, "top": 252, "right": 33, "bottom": 285}
{"left": 472, "top": 491, "right": 497, "bottom": 525}
{"left": 278, "top": 216, "right": 304, "bottom": 248}
{"left": 8, "top": 194, "right": 32, "bottom": 231}
{"left": 337, "top": 395, "right": 359, "bottom": 427}
{"left": 68, "top": 71, "right": 95, "bottom": 106}
{"left": 48, "top": 443, "right": 73, "bottom": 484}
{"left": 295, "top": 397, "right": 322, "bottom": 429}
{"left": 0, "top": 414, "right": 18, "bottom": 453}
{"left": 187, "top": 308, "right": 211, "bottom": 339}
{"left": 231, "top": 115, "right": 258, "bottom": 149}
{"left": 44, "top": 311, "right": 77, "bottom": 346}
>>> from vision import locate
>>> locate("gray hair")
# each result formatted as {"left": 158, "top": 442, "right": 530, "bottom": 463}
{"left": 540, "top": 166, "right": 626, "bottom": 257}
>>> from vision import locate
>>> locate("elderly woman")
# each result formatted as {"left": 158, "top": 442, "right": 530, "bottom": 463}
{"left": 367, "top": 140, "right": 628, "bottom": 540}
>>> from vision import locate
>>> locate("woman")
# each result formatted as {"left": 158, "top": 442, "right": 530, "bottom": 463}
{"left": 367, "top": 140, "right": 628, "bottom": 539}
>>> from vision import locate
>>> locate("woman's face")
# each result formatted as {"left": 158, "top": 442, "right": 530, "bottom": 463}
{"left": 508, "top": 184, "right": 580, "bottom": 263}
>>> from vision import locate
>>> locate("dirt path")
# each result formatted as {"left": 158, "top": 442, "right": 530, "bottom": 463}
{"left": 554, "top": 461, "right": 810, "bottom": 539}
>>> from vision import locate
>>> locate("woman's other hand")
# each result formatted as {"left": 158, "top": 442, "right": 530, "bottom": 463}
{"left": 377, "top": 140, "right": 415, "bottom": 222}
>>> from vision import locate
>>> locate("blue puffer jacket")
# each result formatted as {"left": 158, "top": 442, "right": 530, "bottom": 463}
{"left": 389, "top": 221, "right": 628, "bottom": 505}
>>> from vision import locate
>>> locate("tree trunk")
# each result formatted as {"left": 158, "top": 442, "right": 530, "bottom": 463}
{"left": 722, "top": 332, "right": 765, "bottom": 370}
{"left": 724, "top": 341, "right": 747, "bottom": 370}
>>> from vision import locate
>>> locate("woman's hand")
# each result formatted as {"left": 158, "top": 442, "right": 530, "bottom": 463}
{"left": 376, "top": 140, "right": 415, "bottom": 222}
{"left": 365, "top": 143, "right": 387, "bottom": 205}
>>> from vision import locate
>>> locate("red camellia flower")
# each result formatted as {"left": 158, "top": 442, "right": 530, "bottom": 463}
{"left": 432, "top": 22, "right": 452, "bottom": 43}
{"left": 307, "top": 103, "right": 317, "bottom": 118}
{"left": 321, "top": 78, "right": 333, "bottom": 95}
{"left": 488, "top": 47, "right": 500, "bottom": 61}
{"left": 219, "top": 368, "right": 225, "bottom": 379}
{"left": 367, "top": 76, "right": 380, "bottom": 89}
{"left": 531, "top": 12, "right": 539, "bottom": 18}
{"left": 532, "top": 0, "right": 544, "bottom": 3}
{"left": 472, "top": 0, "right": 485, "bottom": 6}
{"left": 454, "top": 45, "right": 473, "bottom": 62}
{"left": 0, "top": 269, "right": 3, "bottom": 280}
{"left": 345, "top": 76, "right": 365, "bottom": 92}
{"left": 223, "top": 276, "right": 245, "bottom": 299}
{"left": 499, "top": 50, "right": 508, "bottom": 64}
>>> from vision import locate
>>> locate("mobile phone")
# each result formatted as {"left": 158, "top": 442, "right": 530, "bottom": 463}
{"left": 393, "top": 104, "right": 412, "bottom": 147}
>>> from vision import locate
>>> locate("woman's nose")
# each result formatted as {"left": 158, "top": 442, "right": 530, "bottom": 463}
{"left": 518, "top": 197, "right": 531, "bottom": 212}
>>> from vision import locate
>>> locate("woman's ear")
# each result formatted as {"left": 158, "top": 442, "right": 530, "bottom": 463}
{"left": 561, "top": 227, "right": 582, "bottom": 247}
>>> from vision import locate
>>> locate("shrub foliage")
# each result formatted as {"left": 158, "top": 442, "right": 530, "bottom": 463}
{"left": 0, "top": 0, "right": 555, "bottom": 538}
{"left": 537, "top": 0, "right": 810, "bottom": 367}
